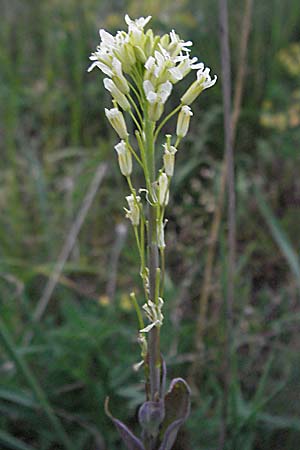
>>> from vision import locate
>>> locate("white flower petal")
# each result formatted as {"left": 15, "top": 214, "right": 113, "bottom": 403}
{"left": 143, "top": 79, "right": 154, "bottom": 96}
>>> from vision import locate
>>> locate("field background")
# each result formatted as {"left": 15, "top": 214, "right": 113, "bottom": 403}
{"left": 1, "top": 0, "right": 300, "bottom": 449}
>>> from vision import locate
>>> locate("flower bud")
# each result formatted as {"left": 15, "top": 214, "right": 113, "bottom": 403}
{"left": 114, "top": 140, "right": 132, "bottom": 176}
{"left": 160, "top": 33, "right": 170, "bottom": 48}
{"left": 157, "top": 172, "right": 169, "bottom": 206}
{"left": 111, "top": 58, "right": 129, "bottom": 95}
{"left": 149, "top": 102, "right": 164, "bottom": 122}
{"left": 181, "top": 65, "right": 217, "bottom": 105}
{"left": 125, "top": 194, "right": 141, "bottom": 226}
{"left": 134, "top": 45, "right": 147, "bottom": 63}
{"left": 124, "top": 43, "right": 136, "bottom": 66}
{"left": 176, "top": 105, "right": 193, "bottom": 138}
{"left": 180, "top": 80, "right": 201, "bottom": 106}
{"left": 105, "top": 107, "right": 128, "bottom": 139}
{"left": 103, "top": 78, "right": 131, "bottom": 111}
{"left": 163, "top": 141, "right": 177, "bottom": 177}
{"left": 157, "top": 220, "right": 166, "bottom": 249}
{"left": 144, "top": 30, "right": 154, "bottom": 57}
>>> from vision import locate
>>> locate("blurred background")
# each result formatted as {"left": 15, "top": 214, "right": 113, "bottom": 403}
{"left": 1, "top": 0, "right": 300, "bottom": 449}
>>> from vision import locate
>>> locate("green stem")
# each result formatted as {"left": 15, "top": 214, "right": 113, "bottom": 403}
{"left": 127, "top": 93, "right": 143, "bottom": 124}
{"left": 175, "top": 136, "right": 181, "bottom": 147}
{"left": 155, "top": 268, "right": 161, "bottom": 306}
{"left": 154, "top": 104, "right": 182, "bottom": 142}
{"left": 129, "top": 110, "right": 143, "bottom": 134}
{"left": 160, "top": 248, "right": 165, "bottom": 297}
{"left": 130, "top": 292, "right": 145, "bottom": 330}
{"left": 128, "top": 80, "right": 143, "bottom": 104}
{"left": 126, "top": 138, "right": 143, "bottom": 167}
{"left": 0, "top": 317, "right": 73, "bottom": 450}
{"left": 135, "top": 131, "right": 152, "bottom": 194}
{"left": 144, "top": 118, "right": 161, "bottom": 404}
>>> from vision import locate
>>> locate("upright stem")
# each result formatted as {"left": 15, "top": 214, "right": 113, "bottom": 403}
{"left": 218, "top": 0, "right": 236, "bottom": 448}
{"left": 145, "top": 118, "right": 161, "bottom": 403}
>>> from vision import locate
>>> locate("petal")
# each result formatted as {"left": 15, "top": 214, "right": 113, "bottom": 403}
{"left": 143, "top": 79, "right": 154, "bottom": 96}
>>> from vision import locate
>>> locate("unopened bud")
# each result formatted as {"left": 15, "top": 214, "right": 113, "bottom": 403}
{"left": 125, "top": 194, "right": 141, "bottom": 226}
{"left": 157, "top": 220, "right": 166, "bottom": 249}
{"left": 163, "top": 142, "right": 177, "bottom": 177}
{"left": 105, "top": 107, "right": 128, "bottom": 139}
{"left": 176, "top": 105, "right": 193, "bottom": 138}
{"left": 181, "top": 66, "right": 217, "bottom": 105}
{"left": 134, "top": 45, "right": 147, "bottom": 63}
{"left": 157, "top": 172, "right": 169, "bottom": 206}
{"left": 149, "top": 102, "right": 164, "bottom": 122}
{"left": 114, "top": 140, "right": 132, "bottom": 176}
{"left": 103, "top": 78, "right": 130, "bottom": 111}
{"left": 180, "top": 79, "right": 202, "bottom": 106}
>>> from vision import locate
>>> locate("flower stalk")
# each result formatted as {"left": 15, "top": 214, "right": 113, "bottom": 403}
{"left": 89, "top": 14, "right": 217, "bottom": 449}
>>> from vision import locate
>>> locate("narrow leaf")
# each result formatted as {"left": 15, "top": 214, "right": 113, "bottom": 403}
{"left": 0, "top": 430, "right": 36, "bottom": 450}
{"left": 255, "top": 186, "right": 300, "bottom": 287}
{"left": 105, "top": 398, "right": 145, "bottom": 450}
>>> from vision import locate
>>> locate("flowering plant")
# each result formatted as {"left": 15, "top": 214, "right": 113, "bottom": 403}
{"left": 89, "top": 14, "right": 216, "bottom": 450}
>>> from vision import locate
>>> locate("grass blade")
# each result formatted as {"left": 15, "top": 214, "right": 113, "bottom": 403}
{"left": 255, "top": 186, "right": 300, "bottom": 287}
{"left": 0, "top": 430, "right": 36, "bottom": 450}
{"left": 0, "top": 317, "right": 73, "bottom": 450}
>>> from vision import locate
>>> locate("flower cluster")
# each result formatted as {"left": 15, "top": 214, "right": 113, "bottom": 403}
{"left": 89, "top": 14, "right": 217, "bottom": 346}
{"left": 90, "top": 15, "right": 217, "bottom": 449}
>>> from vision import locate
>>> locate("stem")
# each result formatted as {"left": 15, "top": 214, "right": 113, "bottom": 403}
{"left": 129, "top": 110, "right": 143, "bottom": 134}
{"left": 127, "top": 92, "right": 143, "bottom": 124}
{"left": 218, "top": 0, "right": 236, "bottom": 448}
{"left": 135, "top": 130, "right": 152, "bottom": 193}
{"left": 154, "top": 104, "right": 182, "bottom": 142}
{"left": 128, "top": 80, "right": 143, "bottom": 104}
{"left": 160, "top": 248, "right": 165, "bottom": 297}
{"left": 126, "top": 138, "right": 143, "bottom": 167}
{"left": 130, "top": 292, "right": 145, "bottom": 331}
{"left": 145, "top": 118, "right": 161, "bottom": 403}
{"left": 0, "top": 317, "right": 73, "bottom": 450}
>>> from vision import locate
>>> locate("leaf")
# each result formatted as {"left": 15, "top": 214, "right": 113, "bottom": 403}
{"left": 138, "top": 400, "right": 165, "bottom": 438}
{"left": 0, "top": 430, "right": 36, "bottom": 450}
{"left": 158, "top": 378, "right": 191, "bottom": 450}
{"left": 105, "top": 398, "right": 145, "bottom": 450}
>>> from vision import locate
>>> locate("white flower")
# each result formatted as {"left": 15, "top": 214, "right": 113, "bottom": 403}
{"left": 99, "top": 29, "right": 115, "bottom": 48}
{"left": 114, "top": 140, "right": 132, "bottom": 176}
{"left": 181, "top": 63, "right": 217, "bottom": 105}
{"left": 124, "top": 194, "right": 141, "bottom": 226}
{"left": 105, "top": 107, "right": 128, "bottom": 139}
{"left": 157, "top": 172, "right": 169, "bottom": 206}
{"left": 87, "top": 59, "right": 113, "bottom": 75}
{"left": 176, "top": 105, "right": 193, "bottom": 138}
{"left": 168, "top": 29, "right": 193, "bottom": 56}
{"left": 168, "top": 57, "right": 203, "bottom": 83}
{"left": 143, "top": 80, "right": 172, "bottom": 121}
{"left": 125, "top": 15, "right": 152, "bottom": 30}
{"left": 111, "top": 57, "right": 129, "bottom": 94}
{"left": 163, "top": 143, "right": 177, "bottom": 176}
{"left": 143, "top": 80, "right": 172, "bottom": 104}
{"left": 103, "top": 78, "right": 130, "bottom": 110}
{"left": 140, "top": 298, "right": 164, "bottom": 333}
{"left": 197, "top": 64, "right": 218, "bottom": 89}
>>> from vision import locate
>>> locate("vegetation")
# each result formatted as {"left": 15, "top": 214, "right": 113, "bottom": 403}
{"left": 1, "top": 0, "right": 300, "bottom": 449}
